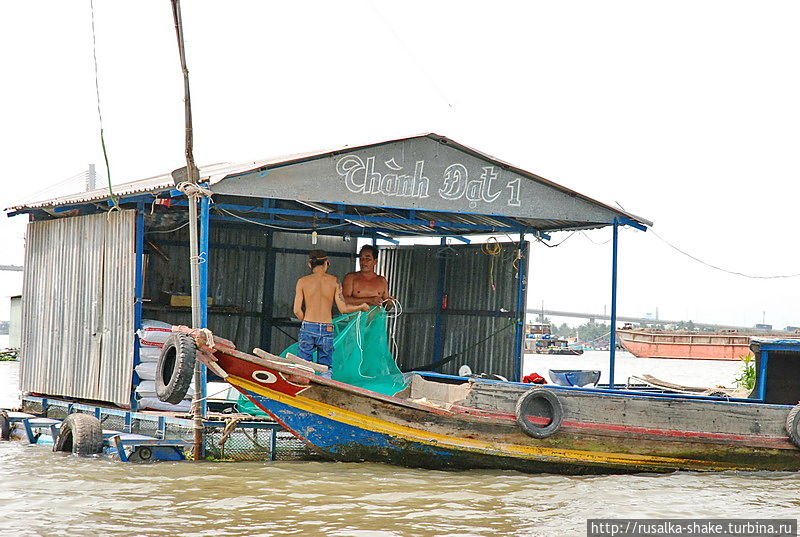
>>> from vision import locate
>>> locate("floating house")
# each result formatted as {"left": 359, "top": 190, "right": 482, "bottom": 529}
{"left": 5, "top": 133, "right": 649, "bottom": 413}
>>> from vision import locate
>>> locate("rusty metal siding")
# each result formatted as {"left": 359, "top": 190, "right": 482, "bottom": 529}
{"left": 20, "top": 211, "right": 135, "bottom": 405}
{"left": 380, "top": 242, "right": 523, "bottom": 380}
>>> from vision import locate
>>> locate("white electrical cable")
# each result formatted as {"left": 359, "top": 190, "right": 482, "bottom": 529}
{"left": 145, "top": 221, "right": 191, "bottom": 234}
{"left": 217, "top": 208, "right": 350, "bottom": 232}
{"left": 650, "top": 228, "right": 800, "bottom": 280}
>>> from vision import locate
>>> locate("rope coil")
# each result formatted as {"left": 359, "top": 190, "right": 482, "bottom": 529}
{"left": 175, "top": 181, "right": 214, "bottom": 198}
{"left": 189, "top": 252, "right": 208, "bottom": 265}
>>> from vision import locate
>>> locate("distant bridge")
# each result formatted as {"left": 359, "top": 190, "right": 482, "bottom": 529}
{"left": 0, "top": 262, "right": 787, "bottom": 332}
{"left": 526, "top": 308, "right": 779, "bottom": 332}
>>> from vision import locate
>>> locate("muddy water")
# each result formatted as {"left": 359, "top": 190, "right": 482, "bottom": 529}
{"left": 1, "top": 359, "right": 799, "bottom": 537}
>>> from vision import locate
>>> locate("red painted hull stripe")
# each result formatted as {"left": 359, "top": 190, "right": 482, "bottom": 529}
{"left": 453, "top": 405, "right": 785, "bottom": 444}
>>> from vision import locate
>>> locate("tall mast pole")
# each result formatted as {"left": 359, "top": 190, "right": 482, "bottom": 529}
{"left": 170, "top": 0, "right": 204, "bottom": 461}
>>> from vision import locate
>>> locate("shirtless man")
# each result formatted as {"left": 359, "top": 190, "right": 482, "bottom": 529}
{"left": 343, "top": 245, "right": 393, "bottom": 308}
{"left": 293, "top": 250, "right": 368, "bottom": 372}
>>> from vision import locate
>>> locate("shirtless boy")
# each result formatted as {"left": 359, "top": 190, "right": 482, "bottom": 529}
{"left": 293, "top": 250, "right": 368, "bottom": 371}
{"left": 343, "top": 245, "right": 393, "bottom": 308}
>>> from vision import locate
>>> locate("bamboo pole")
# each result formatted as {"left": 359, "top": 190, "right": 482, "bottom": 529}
{"left": 170, "top": 0, "right": 204, "bottom": 461}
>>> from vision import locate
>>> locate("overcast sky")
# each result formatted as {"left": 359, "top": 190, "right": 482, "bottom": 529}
{"left": 1, "top": 1, "right": 799, "bottom": 329}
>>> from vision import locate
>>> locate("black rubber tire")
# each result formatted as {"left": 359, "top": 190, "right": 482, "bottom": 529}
{"left": 786, "top": 404, "right": 800, "bottom": 449}
{"left": 515, "top": 388, "right": 564, "bottom": 439}
{"left": 156, "top": 333, "right": 197, "bottom": 404}
{"left": 53, "top": 413, "right": 103, "bottom": 455}
{"left": 0, "top": 411, "right": 10, "bottom": 441}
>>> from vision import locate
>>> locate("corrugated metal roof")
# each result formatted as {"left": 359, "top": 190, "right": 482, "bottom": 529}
{"left": 5, "top": 160, "right": 266, "bottom": 211}
{"left": 5, "top": 135, "right": 413, "bottom": 212}
{"left": 6, "top": 133, "right": 651, "bottom": 230}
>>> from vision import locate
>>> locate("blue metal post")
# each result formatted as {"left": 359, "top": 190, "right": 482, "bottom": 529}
{"left": 198, "top": 195, "right": 210, "bottom": 416}
{"left": 432, "top": 237, "right": 448, "bottom": 369}
{"left": 260, "top": 199, "right": 276, "bottom": 352}
{"left": 513, "top": 235, "right": 528, "bottom": 381}
{"left": 157, "top": 416, "right": 166, "bottom": 439}
{"left": 757, "top": 350, "right": 769, "bottom": 400}
{"left": 131, "top": 203, "right": 145, "bottom": 412}
{"left": 609, "top": 219, "right": 619, "bottom": 388}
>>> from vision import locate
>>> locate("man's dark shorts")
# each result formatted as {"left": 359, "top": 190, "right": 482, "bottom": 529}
{"left": 297, "top": 321, "right": 334, "bottom": 370}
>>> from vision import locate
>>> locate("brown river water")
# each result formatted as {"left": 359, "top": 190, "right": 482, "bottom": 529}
{"left": 1, "top": 356, "right": 799, "bottom": 537}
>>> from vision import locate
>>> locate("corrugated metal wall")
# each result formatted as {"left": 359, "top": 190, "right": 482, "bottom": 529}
{"left": 145, "top": 223, "right": 268, "bottom": 352}
{"left": 144, "top": 221, "right": 355, "bottom": 356}
{"left": 20, "top": 210, "right": 135, "bottom": 405}
{"left": 380, "top": 242, "right": 526, "bottom": 381}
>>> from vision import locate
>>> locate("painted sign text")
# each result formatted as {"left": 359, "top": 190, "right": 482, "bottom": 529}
{"left": 336, "top": 154, "right": 521, "bottom": 208}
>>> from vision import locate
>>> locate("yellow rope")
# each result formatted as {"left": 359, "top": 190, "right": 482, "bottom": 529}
{"left": 481, "top": 237, "right": 502, "bottom": 256}
{"left": 482, "top": 237, "right": 502, "bottom": 290}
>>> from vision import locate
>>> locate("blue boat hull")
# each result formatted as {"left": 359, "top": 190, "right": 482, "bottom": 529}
{"left": 238, "top": 387, "right": 629, "bottom": 474}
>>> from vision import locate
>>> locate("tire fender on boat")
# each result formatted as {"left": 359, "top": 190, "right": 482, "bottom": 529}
{"left": 0, "top": 411, "right": 10, "bottom": 441}
{"left": 156, "top": 333, "right": 197, "bottom": 405}
{"left": 786, "top": 404, "right": 800, "bottom": 449}
{"left": 53, "top": 413, "right": 103, "bottom": 455}
{"left": 515, "top": 388, "right": 564, "bottom": 439}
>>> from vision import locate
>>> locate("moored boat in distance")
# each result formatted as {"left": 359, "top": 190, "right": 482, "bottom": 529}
{"left": 524, "top": 323, "right": 584, "bottom": 356}
{"left": 617, "top": 327, "right": 798, "bottom": 361}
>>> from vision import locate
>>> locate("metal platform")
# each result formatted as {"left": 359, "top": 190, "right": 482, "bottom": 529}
{"left": 1, "top": 395, "right": 316, "bottom": 462}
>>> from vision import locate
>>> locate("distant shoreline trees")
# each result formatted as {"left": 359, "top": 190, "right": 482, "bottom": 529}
{"left": 552, "top": 320, "right": 611, "bottom": 346}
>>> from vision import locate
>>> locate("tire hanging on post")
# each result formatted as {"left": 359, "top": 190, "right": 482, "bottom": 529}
{"left": 156, "top": 332, "right": 197, "bottom": 405}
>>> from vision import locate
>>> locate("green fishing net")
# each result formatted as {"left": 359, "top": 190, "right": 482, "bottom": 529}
{"left": 237, "top": 307, "right": 407, "bottom": 416}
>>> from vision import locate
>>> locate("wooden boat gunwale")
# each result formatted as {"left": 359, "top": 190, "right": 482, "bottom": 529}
{"left": 416, "top": 371, "right": 770, "bottom": 405}
{"left": 231, "top": 345, "right": 773, "bottom": 407}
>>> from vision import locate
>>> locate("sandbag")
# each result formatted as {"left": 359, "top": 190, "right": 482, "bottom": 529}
{"left": 136, "top": 319, "right": 173, "bottom": 347}
{"left": 136, "top": 380, "right": 194, "bottom": 399}
{"left": 137, "top": 397, "right": 191, "bottom": 412}
{"left": 137, "top": 346, "right": 163, "bottom": 363}
{"left": 134, "top": 362, "right": 157, "bottom": 381}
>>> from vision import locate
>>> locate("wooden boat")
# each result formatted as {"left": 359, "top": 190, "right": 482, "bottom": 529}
{"left": 617, "top": 328, "right": 760, "bottom": 360}
{"left": 536, "top": 345, "right": 583, "bottom": 356}
{"left": 524, "top": 323, "right": 584, "bottom": 356}
{"left": 183, "top": 333, "right": 800, "bottom": 474}
{"left": 629, "top": 374, "right": 748, "bottom": 398}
